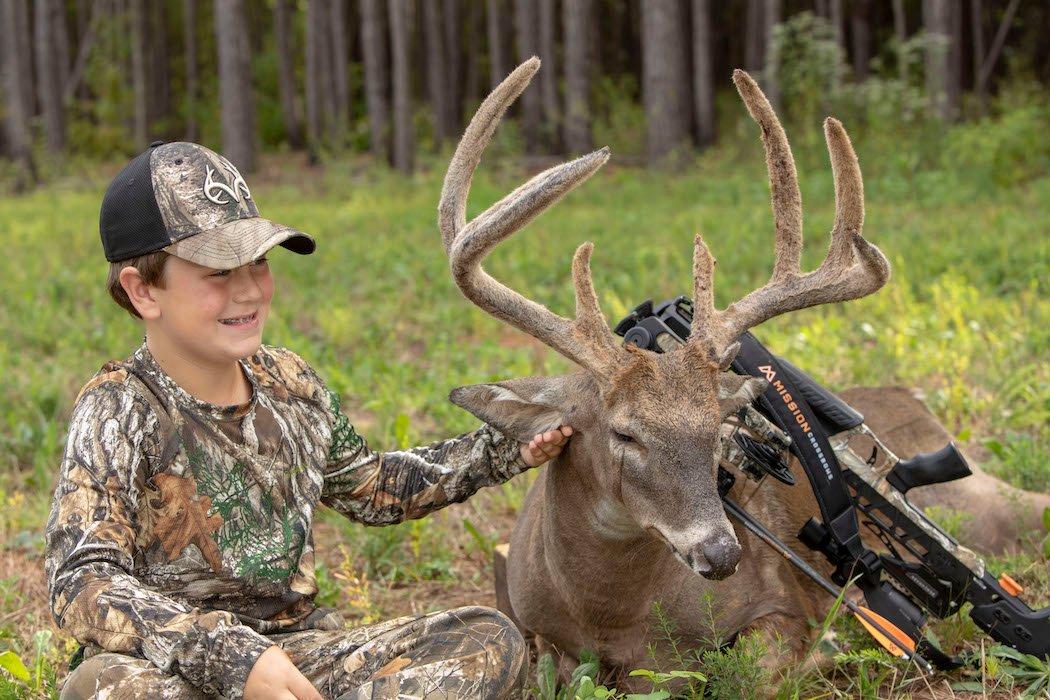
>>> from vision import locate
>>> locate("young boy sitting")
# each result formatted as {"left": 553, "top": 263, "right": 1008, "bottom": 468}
{"left": 45, "top": 141, "right": 573, "bottom": 700}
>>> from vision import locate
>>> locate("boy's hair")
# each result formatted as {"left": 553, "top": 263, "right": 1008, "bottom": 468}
{"left": 107, "top": 251, "right": 171, "bottom": 319}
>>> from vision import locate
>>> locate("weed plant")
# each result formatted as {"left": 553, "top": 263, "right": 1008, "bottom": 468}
{"left": 0, "top": 50, "right": 1047, "bottom": 698}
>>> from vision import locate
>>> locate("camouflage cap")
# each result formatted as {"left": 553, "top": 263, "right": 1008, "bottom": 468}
{"left": 100, "top": 141, "right": 315, "bottom": 267}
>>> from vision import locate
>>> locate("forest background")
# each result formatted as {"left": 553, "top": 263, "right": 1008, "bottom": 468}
{"left": 1, "top": 0, "right": 1048, "bottom": 697}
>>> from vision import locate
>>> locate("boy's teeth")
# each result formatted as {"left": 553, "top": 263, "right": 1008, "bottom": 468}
{"left": 220, "top": 313, "right": 253, "bottom": 324}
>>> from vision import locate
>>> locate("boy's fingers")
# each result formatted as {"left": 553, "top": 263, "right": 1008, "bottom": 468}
{"left": 523, "top": 427, "right": 574, "bottom": 465}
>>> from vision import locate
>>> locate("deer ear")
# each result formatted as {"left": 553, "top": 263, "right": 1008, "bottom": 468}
{"left": 718, "top": 374, "right": 768, "bottom": 416}
{"left": 449, "top": 375, "right": 572, "bottom": 443}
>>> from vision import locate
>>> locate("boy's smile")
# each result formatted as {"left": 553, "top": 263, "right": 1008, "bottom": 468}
{"left": 121, "top": 253, "right": 275, "bottom": 404}
{"left": 218, "top": 311, "right": 259, "bottom": 328}
{"left": 158, "top": 255, "right": 273, "bottom": 360}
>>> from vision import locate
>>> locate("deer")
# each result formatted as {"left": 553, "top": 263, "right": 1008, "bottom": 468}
{"left": 437, "top": 58, "right": 1050, "bottom": 685}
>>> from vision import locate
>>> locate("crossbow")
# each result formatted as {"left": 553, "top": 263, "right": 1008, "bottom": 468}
{"left": 616, "top": 296, "right": 1049, "bottom": 671}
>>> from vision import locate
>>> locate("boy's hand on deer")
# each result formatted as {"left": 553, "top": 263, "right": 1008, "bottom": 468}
{"left": 244, "top": 645, "right": 324, "bottom": 700}
{"left": 520, "top": 426, "right": 573, "bottom": 467}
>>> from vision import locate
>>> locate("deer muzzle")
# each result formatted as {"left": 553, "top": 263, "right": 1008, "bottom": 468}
{"left": 692, "top": 534, "right": 742, "bottom": 580}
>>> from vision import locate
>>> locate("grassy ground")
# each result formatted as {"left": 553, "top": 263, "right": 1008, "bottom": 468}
{"left": 0, "top": 100, "right": 1047, "bottom": 697}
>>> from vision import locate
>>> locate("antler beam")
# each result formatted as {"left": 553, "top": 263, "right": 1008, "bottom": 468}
{"left": 688, "top": 70, "right": 891, "bottom": 364}
{"left": 439, "top": 58, "right": 622, "bottom": 374}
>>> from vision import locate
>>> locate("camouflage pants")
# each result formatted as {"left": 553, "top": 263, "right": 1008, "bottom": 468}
{"left": 60, "top": 606, "right": 528, "bottom": 700}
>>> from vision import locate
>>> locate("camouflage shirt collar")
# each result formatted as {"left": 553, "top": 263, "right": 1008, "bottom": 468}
{"left": 132, "top": 341, "right": 259, "bottom": 421}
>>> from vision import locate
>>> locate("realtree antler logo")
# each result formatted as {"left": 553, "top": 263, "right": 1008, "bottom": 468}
{"left": 203, "top": 155, "right": 252, "bottom": 205}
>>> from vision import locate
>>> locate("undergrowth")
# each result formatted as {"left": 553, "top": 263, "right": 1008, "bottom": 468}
{"left": 0, "top": 53, "right": 1046, "bottom": 698}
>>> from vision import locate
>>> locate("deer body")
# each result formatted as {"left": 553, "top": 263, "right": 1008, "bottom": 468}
{"left": 504, "top": 383, "right": 1050, "bottom": 681}
{"left": 437, "top": 59, "right": 1048, "bottom": 683}
{"left": 502, "top": 373, "right": 825, "bottom": 680}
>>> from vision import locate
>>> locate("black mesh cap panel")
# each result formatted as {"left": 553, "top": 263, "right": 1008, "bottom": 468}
{"left": 100, "top": 143, "right": 168, "bottom": 262}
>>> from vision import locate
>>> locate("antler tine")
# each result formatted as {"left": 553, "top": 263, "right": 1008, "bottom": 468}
{"left": 690, "top": 234, "right": 716, "bottom": 343}
{"left": 731, "top": 70, "right": 803, "bottom": 283}
{"left": 439, "top": 59, "right": 620, "bottom": 374}
{"left": 689, "top": 71, "right": 890, "bottom": 359}
{"left": 439, "top": 57, "right": 540, "bottom": 255}
{"left": 571, "top": 242, "right": 613, "bottom": 338}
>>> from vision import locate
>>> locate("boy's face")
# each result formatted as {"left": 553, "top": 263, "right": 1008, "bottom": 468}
{"left": 148, "top": 255, "right": 274, "bottom": 365}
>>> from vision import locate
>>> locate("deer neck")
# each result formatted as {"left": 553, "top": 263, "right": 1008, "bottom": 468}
{"left": 539, "top": 446, "right": 677, "bottom": 635}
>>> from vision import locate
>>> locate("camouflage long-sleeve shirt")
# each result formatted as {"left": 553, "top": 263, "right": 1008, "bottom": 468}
{"left": 44, "top": 343, "right": 528, "bottom": 699}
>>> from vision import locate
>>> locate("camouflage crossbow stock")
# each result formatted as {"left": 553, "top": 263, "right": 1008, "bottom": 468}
{"left": 616, "top": 295, "right": 1049, "bottom": 672}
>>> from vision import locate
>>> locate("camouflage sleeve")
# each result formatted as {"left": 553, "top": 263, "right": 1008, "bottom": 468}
{"left": 319, "top": 389, "right": 530, "bottom": 525}
{"left": 44, "top": 378, "right": 272, "bottom": 699}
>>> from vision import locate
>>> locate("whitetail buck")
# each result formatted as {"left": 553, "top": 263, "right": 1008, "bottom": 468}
{"left": 439, "top": 59, "right": 1050, "bottom": 682}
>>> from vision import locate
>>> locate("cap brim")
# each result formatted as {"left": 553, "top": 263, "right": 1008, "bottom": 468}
{"left": 163, "top": 217, "right": 315, "bottom": 269}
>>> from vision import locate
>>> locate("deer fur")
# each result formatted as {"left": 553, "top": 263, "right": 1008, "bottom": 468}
{"left": 454, "top": 377, "right": 1049, "bottom": 685}
{"left": 439, "top": 59, "right": 1048, "bottom": 685}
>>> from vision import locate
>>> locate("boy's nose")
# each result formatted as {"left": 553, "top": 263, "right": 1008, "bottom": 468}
{"left": 231, "top": 268, "right": 265, "bottom": 303}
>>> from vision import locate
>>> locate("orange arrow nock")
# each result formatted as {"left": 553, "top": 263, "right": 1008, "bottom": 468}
{"left": 854, "top": 606, "right": 918, "bottom": 658}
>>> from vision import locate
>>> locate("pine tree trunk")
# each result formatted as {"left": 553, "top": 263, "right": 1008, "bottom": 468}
{"left": 642, "top": 0, "right": 691, "bottom": 166}
{"left": 318, "top": 0, "right": 337, "bottom": 149}
{"left": 947, "top": 0, "right": 962, "bottom": 118}
{"left": 443, "top": 0, "right": 462, "bottom": 127}
{"left": 360, "top": 0, "right": 390, "bottom": 162}
{"left": 214, "top": 0, "right": 256, "bottom": 171}
{"left": 763, "top": 0, "right": 781, "bottom": 111}
{"left": 975, "top": 0, "right": 1020, "bottom": 109}
{"left": 182, "top": 0, "right": 198, "bottom": 141}
{"left": 562, "top": 0, "right": 592, "bottom": 154}
{"left": 851, "top": 0, "right": 872, "bottom": 81}
{"left": 463, "top": 0, "right": 482, "bottom": 108}
{"left": 692, "top": 0, "right": 715, "bottom": 147}
{"left": 53, "top": 0, "right": 70, "bottom": 97}
{"left": 744, "top": 0, "right": 763, "bottom": 72}
{"left": 513, "top": 0, "right": 541, "bottom": 153}
{"left": 486, "top": 0, "right": 508, "bottom": 87}
{"left": 129, "top": 0, "right": 149, "bottom": 146}
{"left": 1, "top": 0, "right": 36, "bottom": 184}
{"left": 830, "top": 0, "right": 845, "bottom": 56}
{"left": 76, "top": 0, "right": 89, "bottom": 41}
{"left": 14, "top": 0, "right": 33, "bottom": 114}
{"left": 892, "top": 0, "right": 907, "bottom": 84}
{"left": 71, "top": 0, "right": 91, "bottom": 100}
{"left": 539, "top": 0, "right": 559, "bottom": 148}
{"left": 305, "top": 0, "right": 326, "bottom": 158}
{"left": 423, "top": 0, "right": 451, "bottom": 145}
{"left": 64, "top": 0, "right": 99, "bottom": 104}
{"left": 273, "top": 0, "right": 304, "bottom": 149}
{"left": 389, "top": 0, "right": 414, "bottom": 173}
{"left": 36, "top": 0, "right": 67, "bottom": 151}
{"left": 149, "top": 0, "right": 170, "bottom": 131}
{"left": 329, "top": 0, "right": 349, "bottom": 147}
{"left": 970, "top": 0, "right": 984, "bottom": 114}
{"left": 922, "top": 0, "right": 952, "bottom": 120}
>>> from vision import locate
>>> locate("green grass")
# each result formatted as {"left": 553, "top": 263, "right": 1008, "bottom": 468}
{"left": 0, "top": 97, "right": 1047, "bottom": 696}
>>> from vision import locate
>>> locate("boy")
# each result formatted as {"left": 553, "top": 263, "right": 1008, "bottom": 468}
{"left": 45, "top": 141, "right": 573, "bottom": 699}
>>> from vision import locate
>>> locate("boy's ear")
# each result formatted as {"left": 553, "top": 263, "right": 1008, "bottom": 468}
{"left": 449, "top": 375, "right": 572, "bottom": 443}
{"left": 118, "top": 266, "right": 160, "bottom": 320}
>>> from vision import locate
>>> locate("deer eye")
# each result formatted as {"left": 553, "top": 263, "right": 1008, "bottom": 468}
{"left": 613, "top": 431, "right": 635, "bottom": 444}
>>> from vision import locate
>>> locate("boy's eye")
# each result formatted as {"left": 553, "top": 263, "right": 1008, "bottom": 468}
{"left": 251, "top": 257, "right": 268, "bottom": 266}
{"left": 211, "top": 269, "right": 231, "bottom": 277}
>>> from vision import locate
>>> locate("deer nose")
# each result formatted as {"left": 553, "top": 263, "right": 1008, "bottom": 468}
{"left": 699, "top": 535, "right": 741, "bottom": 580}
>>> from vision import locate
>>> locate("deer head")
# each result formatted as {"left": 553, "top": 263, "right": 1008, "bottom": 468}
{"left": 441, "top": 58, "right": 889, "bottom": 580}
